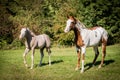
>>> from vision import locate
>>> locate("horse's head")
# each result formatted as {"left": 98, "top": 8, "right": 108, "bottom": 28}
{"left": 64, "top": 16, "right": 77, "bottom": 33}
{"left": 19, "top": 27, "right": 28, "bottom": 40}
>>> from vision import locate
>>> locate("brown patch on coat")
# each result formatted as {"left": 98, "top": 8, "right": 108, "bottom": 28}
{"left": 75, "top": 29, "right": 84, "bottom": 47}
{"left": 88, "top": 26, "right": 100, "bottom": 30}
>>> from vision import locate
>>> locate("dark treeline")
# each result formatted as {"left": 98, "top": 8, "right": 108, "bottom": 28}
{"left": 0, "top": 0, "right": 120, "bottom": 49}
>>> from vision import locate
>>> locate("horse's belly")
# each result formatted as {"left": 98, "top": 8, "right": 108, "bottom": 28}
{"left": 85, "top": 36, "right": 101, "bottom": 47}
{"left": 89, "top": 42, "right": 99, "bottom": 47}
{"left": 88, "top": 37, "right": 101, "bottom": 46}
{"left": 37, "top": 40, "right": 45, "bottom": 48}
{"left": 34, "top": 35, "right": 44, "bottom": 47}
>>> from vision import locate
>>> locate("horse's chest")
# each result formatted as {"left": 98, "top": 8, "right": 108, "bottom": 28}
{"left": 75, "top": 36, "right": 84, "bottom": 47}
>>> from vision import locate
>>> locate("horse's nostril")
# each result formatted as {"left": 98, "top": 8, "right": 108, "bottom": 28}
{"left": 19, "top": 35, "right": 23, "bottom": 40}
{"left": 19, "top": 36, "right": 21, "bottom": 40}
{"left": 64, "top": 29, "right": 68, "bottom": 33}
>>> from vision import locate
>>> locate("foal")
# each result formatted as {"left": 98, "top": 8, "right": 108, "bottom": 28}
{"left": 64, "top": 16, "right": 108, "bottom": 73}
{"left": 19, "top": 27, "right": 51, "bottom": 69}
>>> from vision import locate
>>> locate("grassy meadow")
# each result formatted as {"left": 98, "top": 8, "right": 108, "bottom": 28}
{"left": 0, "top": 44, "right": 120, "bottom": 80}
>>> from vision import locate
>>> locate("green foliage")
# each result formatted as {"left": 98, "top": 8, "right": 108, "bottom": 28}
{"left": 0, "top": 2, "right": 13, "bottom": 49}
{"left": 58, "top": 32, "right": 74, "bottom": 46}
{"left": 8, "top": 39, "right": 23, "bottom": 49}
{"left": 0, "top": 0, "right": 120, "bottom": 49}
{"left": 0, "top": 39, "right": 7, "bottom": 49}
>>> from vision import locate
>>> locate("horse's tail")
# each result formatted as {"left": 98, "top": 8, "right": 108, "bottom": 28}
{"left": 101, "top": 28, "right": 108, "bottom": 45}
{"left": 43, "top": 34, "right": 51, "bottom": 53}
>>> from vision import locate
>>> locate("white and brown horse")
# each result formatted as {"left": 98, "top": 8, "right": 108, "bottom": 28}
{"left": 64, "top": 16, "right": 108, "bottom": 73}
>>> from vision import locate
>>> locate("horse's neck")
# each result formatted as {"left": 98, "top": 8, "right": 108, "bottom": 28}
{"left": 74, "top": 27, "right": 84, "bottom": 47}
{"left": 30, "top": 31, "right": 36, "bottom": 36}
{"left": 76, "top": 21, "right": 86, "bottom": 30}
{"left": 26, "top": 31, "right": 34, "bottom": 43}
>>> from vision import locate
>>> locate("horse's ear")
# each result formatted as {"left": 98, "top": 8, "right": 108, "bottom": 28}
{"left": 24, "top": 27, "right": 27, "bottom": 30}
{"left": 71, "top": 16, "right": 75, "bottom": 20}
{"left": 67, "top": 14, "right": 73, "bottom": 19}
{"left": 67, "top": 15, "right": 75, "bottom": 20}
{"left": 26, "top": 27, "right": 30, "bottom": 30}
{"left": 71, "top": 16, "right": 77, "bottom": 24}
{"left": 67, "top": 15, "right": 69, "bottom": 19}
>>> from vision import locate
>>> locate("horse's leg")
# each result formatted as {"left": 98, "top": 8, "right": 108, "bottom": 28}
{"left": 39, "top": 48, "right": 44, "bottom": 66}
{"left": 23, "top": 48, "right": 30, "bottom": 68}
{"left": 30, "top": 47, "right": 35, "bottom": 69}
{"left": 92, "top": 46, "right": 99, "bottom": 66}
{"left": 75, "top": 49, "right": 81, "bottom": 71}
{"left": 47, "top": 48, "right": 51, "bottom": 66}
{"left": 81, "top": 47, "right": 86, "bottom": 73}
{"left": 99, "top": 41, "right": 107, "bottom": 68}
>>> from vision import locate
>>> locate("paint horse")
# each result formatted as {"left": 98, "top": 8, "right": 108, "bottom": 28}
{"left": 64, "top": 16, "right": 108, "bottom": 73}
{"left": 19, "top": 27, "right": 51, "bottom": 69}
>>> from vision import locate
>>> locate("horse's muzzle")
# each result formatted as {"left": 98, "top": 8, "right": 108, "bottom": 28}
{"left": 19, "top": 36, "right": 22, "bottom": 40}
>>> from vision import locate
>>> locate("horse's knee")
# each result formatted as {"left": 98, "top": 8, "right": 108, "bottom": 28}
{"left": 48, "top": 49, "right": 51, "bottom": 54}
{"left": 41, "top": 53, "right": 44, "bottom": 57}
{"left": 102, "top": 46, "right": 106, "bottom": 56}
{"left": 102, "top": 50, "right": 106, "bottom": 54}
{"left": 96, "top": 52, "right": 99, "bottom": 56}
{"left": 102, "top": 51, "right": 106, "bottom": 58}
{"left": 47, "top": 48, "right": 51, "bottom": 54}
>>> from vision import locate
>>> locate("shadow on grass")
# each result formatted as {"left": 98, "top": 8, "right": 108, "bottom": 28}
{"left": 84, "top": 59, "right": 115, "bottom": 71}
{"left": 35, "top": 60, "right": 64, "bottom": 68}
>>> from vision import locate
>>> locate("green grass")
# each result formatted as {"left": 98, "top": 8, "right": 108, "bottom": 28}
{"left": 0, "top": 44, "right": 120, "bottom": 80}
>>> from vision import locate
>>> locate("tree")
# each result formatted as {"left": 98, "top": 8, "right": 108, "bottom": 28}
{"left": 0, "top": 0, "right": 120, "bottom": 49}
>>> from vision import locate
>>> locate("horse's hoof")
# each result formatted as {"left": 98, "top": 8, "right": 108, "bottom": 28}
{"left": 39, "top": 65, "right": 42, "bottom": 67}
{"left": 25, "top": 64, "right": 28, "bottom": 67}
{"left": 30, "top": 68, "right": 33, "bottom": 69}
{"left": 39, "top": 63, "right": 42, "bottom": 67}
{"left": 98, "top": 65, "right": 102, "bottom": 69}
{"left": 75, "top": 67, "right": 79, "bottom": 71}
{"left": 80, "top": 70, "right": 84, "bottom": 73}
{"left": 25, "top": 64, "right": 30, "bottom": 68}
{"left": 92, "top": 64, "right": 95, "bottom": 67}
{"left": 49, "top": 64, "right": 51, "bottom": 66}
{"left": 30, "top": 67, "right": 33, "bottom": 69}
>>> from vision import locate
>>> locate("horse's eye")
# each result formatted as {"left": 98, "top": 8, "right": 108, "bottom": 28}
{"left": 71, "top": 22, "right": 75, "bottom": 24}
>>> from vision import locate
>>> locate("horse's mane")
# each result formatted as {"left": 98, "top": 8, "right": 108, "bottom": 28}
{"left": 75, "top": 20, "right": 86, "bottom": 30}
{"left": 26, "top": 28, "right": 36, "bottom": 37}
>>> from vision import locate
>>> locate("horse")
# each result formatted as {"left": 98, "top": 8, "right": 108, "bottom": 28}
{"left": 19, "top": 27, "right": 51, "bottom": 69}
{"left": 64, "top": 16, "right": 108, "bottom": 73}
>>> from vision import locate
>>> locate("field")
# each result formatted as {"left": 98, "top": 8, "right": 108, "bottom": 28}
{"left": 0, "top": 44, "right": 120, "bottom": 80}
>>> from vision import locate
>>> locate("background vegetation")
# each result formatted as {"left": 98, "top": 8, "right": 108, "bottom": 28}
{"left": 0, "top": 0, "right": 120, "bottom": 49}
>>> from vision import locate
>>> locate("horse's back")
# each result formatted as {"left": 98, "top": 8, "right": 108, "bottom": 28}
{"left": 86, "top": 27, "right": 108, "bottom": 46}
{"left": 36, "top": 34, "right": 51, "bottom": 48}
{"left": 33, "top": 35, "right": 45, "bottom": 48}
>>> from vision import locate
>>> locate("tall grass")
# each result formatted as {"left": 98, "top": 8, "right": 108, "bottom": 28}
{"left": 0, "top": 44, "right": 120, "bottom": 80}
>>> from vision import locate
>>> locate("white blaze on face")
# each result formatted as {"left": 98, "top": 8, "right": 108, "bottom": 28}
{"left": 64, "top": 19, "right": 73, "bottom": 33}
{"left": 19, "top": 28, "right": 26, "bottom": 39}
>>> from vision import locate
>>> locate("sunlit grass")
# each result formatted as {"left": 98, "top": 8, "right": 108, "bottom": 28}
{"left": 0, "top": 44, "right": 120, "bottom": 80}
